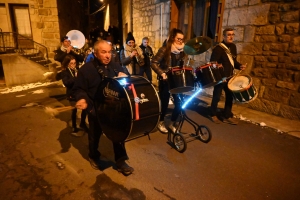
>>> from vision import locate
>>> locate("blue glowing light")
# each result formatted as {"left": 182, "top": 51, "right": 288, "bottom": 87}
{"left": 118, "top": 78, "right": 128, "bottom": 86}
{"left": 181, "top": 88, "right": 202, "bottom": 109}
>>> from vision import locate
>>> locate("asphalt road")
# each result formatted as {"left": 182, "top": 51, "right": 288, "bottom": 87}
{"left": 0, "top": 83, "right": 299, "bottom": 200}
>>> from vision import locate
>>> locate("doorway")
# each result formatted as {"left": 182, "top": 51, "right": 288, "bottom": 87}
{"left": 9, "top": 4, "right": 33, "bottom": 49}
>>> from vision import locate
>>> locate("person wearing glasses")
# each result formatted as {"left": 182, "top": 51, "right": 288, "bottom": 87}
{"left": 55, "top": 36, "right": 85, "bottom": 80}
{"left": 210, "top": 28, "right": 247, "bottom": 125}
{"left": 61, "top": 55, "right": 88, "bottom": 136}
{"left": 151, "top": 28, "right": 186, "bottom": 134}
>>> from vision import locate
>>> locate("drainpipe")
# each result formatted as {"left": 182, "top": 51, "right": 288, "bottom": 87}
{"left": 160, "top": 3, "right": 163, "bottom": 46}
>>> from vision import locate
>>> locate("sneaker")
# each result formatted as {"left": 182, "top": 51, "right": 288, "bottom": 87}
{"left": 157, "top": 121, "right": 168, "bottom": 133}
{"left": 211, "top": 116, "right": 222, "bottom": 124}
{"left": 71, "top": 127, "right": 85, "bottom": 137}
{"left": 116, "top": 160, "right": 134, "bottom": 176}
{"left": 88, "top": 157, "right": 102, "bottom": 170}
{"left": 169, "top": 124, "right": 178, "bottom": 133}
{"left": 223, "top": 117, "right": 239, "bottom": 125}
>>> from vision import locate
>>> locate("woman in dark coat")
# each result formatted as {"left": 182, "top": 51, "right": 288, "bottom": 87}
{"left": 61, "top": 55, "right": 88, "bottom": 136}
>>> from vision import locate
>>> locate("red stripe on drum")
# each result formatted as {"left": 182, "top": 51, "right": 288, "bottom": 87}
{"left": 131, "top": 83, "right": 140, "bottom": 120}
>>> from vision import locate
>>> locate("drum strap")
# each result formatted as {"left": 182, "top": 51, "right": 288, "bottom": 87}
{"left": 218, "top": 43, "right": 234, "bottom": 68}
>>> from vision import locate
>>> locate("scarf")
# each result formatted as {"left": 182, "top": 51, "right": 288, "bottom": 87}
{"left": 60, "top": 45, "right": 68, "bottom": 52}
{"left": 123, "top": 43, "right": 144, "bottom": 74}
{"left": 171, "top": 43, "right": 184, "bottom": 54}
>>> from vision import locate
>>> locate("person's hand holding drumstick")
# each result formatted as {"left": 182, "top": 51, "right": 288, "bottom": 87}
{"left": 240, "top": 63, "right": 247, "bottom": 70}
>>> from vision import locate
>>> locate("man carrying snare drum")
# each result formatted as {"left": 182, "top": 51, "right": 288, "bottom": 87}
{"left": 210, "top": 28, "right": 246, "bottom": 125}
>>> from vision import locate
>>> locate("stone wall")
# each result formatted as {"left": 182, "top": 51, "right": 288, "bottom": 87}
{"left": 124, "top": 0, "right": 170, "bottom": 85}
{"left": 223, "top": 0, "right": 300, "bottom": 120}
{"left": 1, "top": 0, "right": 60, "bottom": 61}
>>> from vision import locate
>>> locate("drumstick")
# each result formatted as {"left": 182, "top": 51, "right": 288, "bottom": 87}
{"left": 230, "top": 68, "right": 243, "bottom": 82}
{"left": 44, "top": 106, "right": 75, "bottom": 117}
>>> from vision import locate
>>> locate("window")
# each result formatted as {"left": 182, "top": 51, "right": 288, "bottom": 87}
{"left": 172, "top": 0, "right": 225, "bottom": 42}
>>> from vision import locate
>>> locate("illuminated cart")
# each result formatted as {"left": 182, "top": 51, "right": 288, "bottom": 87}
{"left": 167, "top": 89, "right": 212, "bottom": 153}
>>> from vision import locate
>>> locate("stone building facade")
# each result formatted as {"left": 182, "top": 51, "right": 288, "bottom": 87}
{"left": 0, "top": 0, "right": 60, "bottom": 59}
{"left": 123, "top": 0, "right": 300, "bottom": 120}
{"left": 223, "top": 0, "right": 300, "bottom": 120}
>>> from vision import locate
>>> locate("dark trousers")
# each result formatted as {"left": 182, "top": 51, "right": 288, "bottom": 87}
{"left": 87, "top": 113, "right": 128, "bottom": 162}
{"left": 211, "top": 82, "right": 233, "bottom": 119}
{"left": 158, "top": 80, "right": 181, "bottom": 122}
{"left": 139, "top": 66, "right": 152, "bottom": 82}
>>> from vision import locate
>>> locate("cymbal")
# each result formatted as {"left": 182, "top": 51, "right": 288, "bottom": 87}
{"left": 184, "top": 36, "right": 212, "bottom": 55}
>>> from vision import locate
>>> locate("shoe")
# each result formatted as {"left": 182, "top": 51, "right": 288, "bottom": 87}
{"left": 211, "top": 116, "right": 222, "bottom": 124}
{"left": 169, "top": 124, "right": 178, "bottom": 133}
{"left": 88, "top": 157, "right": 102, "bottom": 170}
{"left": 80, "top": 123, "right": 89, "bottom": 132}
{"left": 116, "top": 160, "right": 134, "bottom": 176}
{"left": 157, "top": 121, "right": 168, "bottom": 133}
{"left": 223, "top": 117, "right": 239, "bottom": 125}
{"left": 71, "top": 127, "right": 85, "bottom": 137}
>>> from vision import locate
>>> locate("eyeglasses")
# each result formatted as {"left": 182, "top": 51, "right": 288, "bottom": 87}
{"left": 226, "top": 34, "right": 235, "bottom": 37}
{"left": 176, "top": 38, "right": 184, "bottom": 41}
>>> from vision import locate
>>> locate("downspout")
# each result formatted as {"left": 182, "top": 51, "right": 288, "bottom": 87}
{"left": 160, "top": 3, "right": 163, "bottom": 46}
{"left": 131, "top": 0, "right": 133, "bottom": 32}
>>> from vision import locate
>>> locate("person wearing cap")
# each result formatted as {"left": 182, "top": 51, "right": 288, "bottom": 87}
{"left": 120, "top": 32, "right": 144, "bottom": 75}
{"left": 54, "top": 36, "right": 85, "bottom": 80}
{"left": 54, "top": 36, "right": 85, "bottom": 64}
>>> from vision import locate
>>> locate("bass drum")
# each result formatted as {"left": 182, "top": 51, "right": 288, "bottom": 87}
{"left": 95, "top": 76, "right": 160, "bottom": 143}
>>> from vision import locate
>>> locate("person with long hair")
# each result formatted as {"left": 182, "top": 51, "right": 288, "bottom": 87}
{"left": 151, "top": 28, "right": 186, "bottom": 133}
{"left": 61, "top": 55, "right": 88, "bottom": 136}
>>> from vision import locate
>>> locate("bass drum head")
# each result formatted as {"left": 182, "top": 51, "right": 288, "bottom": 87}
{"left": 95, "top": 76, "right": 160, "bottom": 142}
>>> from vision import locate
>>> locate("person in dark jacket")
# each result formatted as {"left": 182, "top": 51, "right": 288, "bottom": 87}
{"left": 54, "top": 36, "right": 85, "bottom": 80}
{"left": 151, "top": 28, "right": 186, "bottom": 134}
{"left": 72, "top": 40, "right": 134, "bottom": 175}
{"left": 139, "top": 37, "right": 154, "bottom": 83}
{"left": 61, "top": 55, "right": 88, "bottom": 136}
{"left": 210, "top": 28, "right": 246, "bottom": 125}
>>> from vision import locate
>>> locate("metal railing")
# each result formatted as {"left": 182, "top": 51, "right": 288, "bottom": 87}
{"left": 0, "top": 30, "right": 49, "bottom": 61}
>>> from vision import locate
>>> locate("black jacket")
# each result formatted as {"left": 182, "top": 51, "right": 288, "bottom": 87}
{"left": 151, "top": 46, "right": 185, "bottom": 76}
{"left": 72, "top": 59, "right": 125, "bottom": 114}
{"left": 61, "top": 68, "right": 77, "bottom": 101}
{"left": 54, "top": 48, "right": 84, "bottom": 64}
{"left": 210, "top": 41, "right": 241, "bottom": 77}
{"left": 139, "top": 44, "right": 153, "bottom": 68}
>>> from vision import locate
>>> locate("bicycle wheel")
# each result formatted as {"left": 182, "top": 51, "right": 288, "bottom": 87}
{"left": 197, "top": 125, "right": 212, "bottom": 143}
{"left": 173, "top": 133, "right": 187, "bottom": 153}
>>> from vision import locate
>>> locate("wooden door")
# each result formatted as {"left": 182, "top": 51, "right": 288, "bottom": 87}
{"left": 10, "top": 4, "right": 33, "bottom": 49}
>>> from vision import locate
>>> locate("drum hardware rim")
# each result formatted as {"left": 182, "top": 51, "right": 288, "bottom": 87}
{"left": 208, "top": 66, "right": 216, "bottom": 82}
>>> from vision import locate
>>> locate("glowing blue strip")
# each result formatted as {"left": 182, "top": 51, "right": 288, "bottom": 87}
{"left": 181, "top": 88, "right": 202, "bottom": 109}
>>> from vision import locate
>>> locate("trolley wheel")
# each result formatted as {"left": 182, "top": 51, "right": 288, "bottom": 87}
{"left": 197, "top": 125, "right": 212, "bottom": 143}
{"left": 173, "top": 133, "right": 187, "bottom": 153}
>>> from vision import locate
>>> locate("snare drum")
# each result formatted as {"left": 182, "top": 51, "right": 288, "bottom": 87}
{"left": 228, "top": 75, "right": 258, "bottom": 103}
{"left": 167, "top": 66, "right": 195, "bottom": 94}
{"left": 195, "top": 62, "right": 224, "bottom": 88}
{"left": 95, "top": 76, "right": 160, "bottom": 142}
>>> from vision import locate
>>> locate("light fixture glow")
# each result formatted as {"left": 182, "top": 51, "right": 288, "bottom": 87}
{"left": 181, "top": 88, "right": 202, "bottom": 109}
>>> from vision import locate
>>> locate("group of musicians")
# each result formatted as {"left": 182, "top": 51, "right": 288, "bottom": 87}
{"left": 53, "top": 27, "right": 246, "bottom": 176}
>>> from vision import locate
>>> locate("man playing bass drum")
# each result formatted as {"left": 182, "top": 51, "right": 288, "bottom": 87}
{"left": 73, "top": 40, "right": 134, "bottom": 176}
{"left": 210, "top": 28, "right": 246, "bottom": 125}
